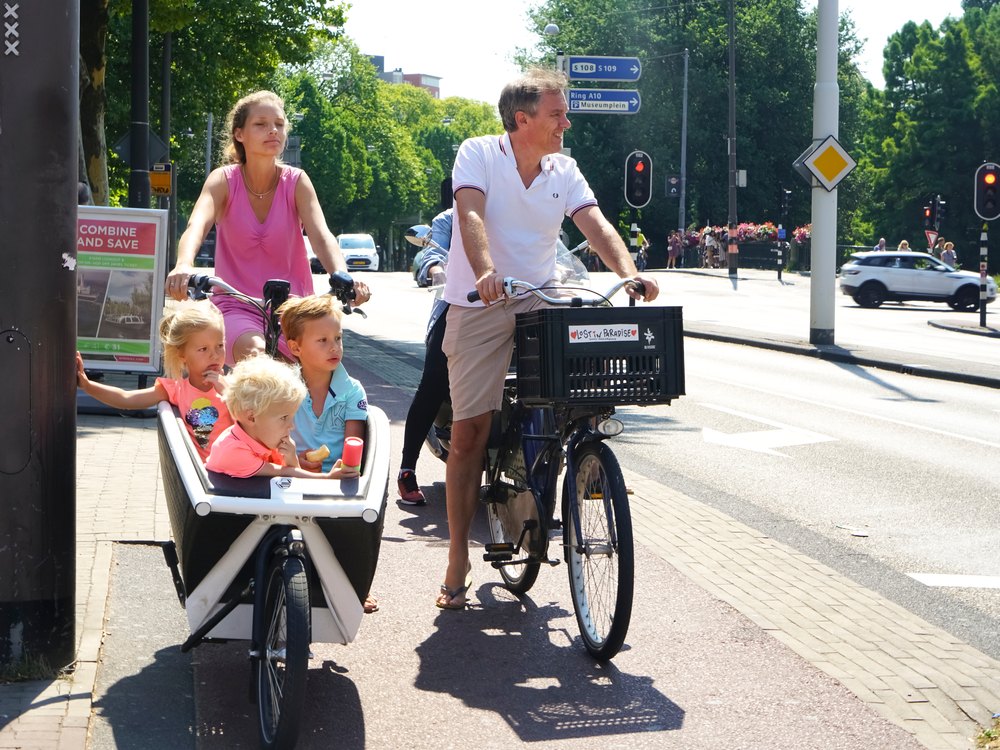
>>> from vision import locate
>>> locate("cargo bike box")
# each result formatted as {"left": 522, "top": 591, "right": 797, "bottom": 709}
{"left": 156, "top": 400, "right": 390, "bottom": 749}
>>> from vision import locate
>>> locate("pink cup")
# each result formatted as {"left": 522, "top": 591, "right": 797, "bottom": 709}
{"left": 342, "top": 437, "right": 364, "bottom": 469}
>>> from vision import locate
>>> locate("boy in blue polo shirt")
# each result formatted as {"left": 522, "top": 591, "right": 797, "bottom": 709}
{"left": 278, "top": 295, "right": 368, "bottom": 473}
{"left": 279, "top": 294, "right": 376, "bottom": 613}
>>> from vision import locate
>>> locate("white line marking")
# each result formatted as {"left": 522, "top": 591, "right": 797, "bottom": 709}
{"left": 699, "top": 403, "right": 837, "bottom": 457}
{"left": 907, "top": 574, "right": 1000, "bottom": 589}
{"left": 690, "top": 371, "right": 1000, "bottom": 450}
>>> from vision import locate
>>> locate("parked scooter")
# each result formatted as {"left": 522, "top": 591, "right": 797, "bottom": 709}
{"left": 403, "top": 225, "right": 592, "bottom": 465}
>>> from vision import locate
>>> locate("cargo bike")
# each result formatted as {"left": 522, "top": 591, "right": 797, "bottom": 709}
{"left": 158, "top": 272, "right": 388, "bottom": 750}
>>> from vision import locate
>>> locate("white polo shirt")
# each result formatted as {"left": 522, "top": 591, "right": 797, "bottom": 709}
{"left": 443, "top": 132, "right": 597, "bottom": 307}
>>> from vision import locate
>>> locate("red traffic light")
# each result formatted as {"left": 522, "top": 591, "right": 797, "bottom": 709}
{"left": 624, "top": 150, "right": 652, "bottom": 208}
{"left": 975, "top": 162, "right": 1000, "bottom": 220}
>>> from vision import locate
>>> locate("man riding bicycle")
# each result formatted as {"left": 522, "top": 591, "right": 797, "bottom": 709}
{"left": 436, "top": 67, "right": 659, "bottom": 609}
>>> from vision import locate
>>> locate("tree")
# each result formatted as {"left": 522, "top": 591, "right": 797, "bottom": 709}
{"left": 520, "top": 0, "right": 863, "bottom": 260}
{"left": 88, "top": 0, "right": 346, "bottom": 205}
{"left": 859, "top": 13, "right": 998, "bottom": 268}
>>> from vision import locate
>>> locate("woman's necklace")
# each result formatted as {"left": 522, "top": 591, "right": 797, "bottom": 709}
{"left": 242, "top": 165, "right": 279, "bottom": 199}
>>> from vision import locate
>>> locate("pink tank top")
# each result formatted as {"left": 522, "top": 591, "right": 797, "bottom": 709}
{"left": 214, "top": 164, "right": 314, "bottom": 299}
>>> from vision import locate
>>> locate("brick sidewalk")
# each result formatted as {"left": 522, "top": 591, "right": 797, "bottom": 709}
{"left": 1, "top": 414, "right": 164, "bottom": 750}
{"left": 2, "top": 329, "right": 998, "bottom": 749}
{"left": 625, "top": 471, "right": 1000, "bottom": 750}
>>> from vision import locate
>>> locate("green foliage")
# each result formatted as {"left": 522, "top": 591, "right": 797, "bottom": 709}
{"left": 858, "top": 8, "right": 1000, "bottom": 270}
{"left": 520, "top": 0, "right": 867, "bottom": 255}
{"left": 101, "top": 0, "right": 348, "bottom": 207}
{"left": 274, "top": 39, "right": 501, "bottom": 251}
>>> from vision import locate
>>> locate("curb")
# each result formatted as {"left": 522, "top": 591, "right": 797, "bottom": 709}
{"left": 683, "top": 324, "right": 1000, "bottom": 391}
{"left": 928, "top": 319, "right": 1000, "bottom": 338}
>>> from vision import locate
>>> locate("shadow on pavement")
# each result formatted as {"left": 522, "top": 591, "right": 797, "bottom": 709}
{"left": 413, "top": 588, "right": 684, "bottom": 741}
{"left": 91, "top": 646, "right": 196, "bottom": 750}
{"left": 193, "top": 643, "right": 366, "bottom": 749}
{"left": 828, "top": 357, "right": 941, "bottom": 403}
{"left": 90, "top": 544, "right": 195, "bottom": 750}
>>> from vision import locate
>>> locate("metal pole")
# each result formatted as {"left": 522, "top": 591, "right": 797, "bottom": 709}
{"left": 980, "top": 223, "right": 988, "bottom": 328}
{"left": 128, "top": 0, "right": 150, "bottom": 207}
{"left": 630, "top": 211, "right": 639, "bottom": 265}
{"left": 810, "top": 0, "right": 839, "bottom": 345}
{"left": 727, "top": 0, "right": 738, "bottom": 285}
{"left": 160, "top": 32, "right": 175, "bottom": 270}
{"left": 679, "top": 48, "right": 689, "bottom": 235}
{"left": 0, "top": 0, "right": 79, "bottom": 669}
{"left": 205, "top": 112, "right": 213, "bottom": 177}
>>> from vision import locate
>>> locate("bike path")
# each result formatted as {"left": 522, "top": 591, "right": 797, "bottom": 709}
{"left": 1, "top": 276, "right": 996, "bottom": 749}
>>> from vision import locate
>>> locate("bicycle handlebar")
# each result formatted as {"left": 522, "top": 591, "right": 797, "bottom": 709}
{"left": 187, "top": 271, "right": 361, "bottom": 315}
{"left": 466, "top": 277, "right": 646, "bottom": 306}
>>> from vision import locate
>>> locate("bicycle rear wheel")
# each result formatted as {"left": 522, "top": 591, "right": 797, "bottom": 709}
{"left": 487, "top": 501, "right": 541, "bottom": 594}
{"left": 257, "top": 555, "right": 310, "bottom": 750}
{"left": 563, "top": 442, "right": 634, "bottom": 660}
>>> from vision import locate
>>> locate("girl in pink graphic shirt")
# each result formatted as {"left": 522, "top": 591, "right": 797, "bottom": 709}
{"left": 76, "top": 305, "right": 233, "bottom": 461}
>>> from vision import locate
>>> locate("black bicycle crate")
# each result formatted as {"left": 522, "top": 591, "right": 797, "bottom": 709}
{"left": 515, "top": 306, "right": 685, "bottom": 406}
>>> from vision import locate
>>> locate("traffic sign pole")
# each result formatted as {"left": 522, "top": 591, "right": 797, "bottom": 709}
{"left": 981, "top": 224, "right": 989, "bottom": 328}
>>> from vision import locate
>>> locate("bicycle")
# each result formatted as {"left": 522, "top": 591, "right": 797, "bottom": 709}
{"left": 469, "top": 277, "right": 685, "bottom": 660}
{"left": 158, "top": 272, "right": 387, "bottom": 750}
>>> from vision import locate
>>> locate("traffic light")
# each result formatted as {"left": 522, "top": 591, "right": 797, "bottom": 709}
{"left": 624, "top": 150, "right": 652, "bottom": 208}
{"left": 975, "top": 162, "right": 1000, "bottom": 221}
{"left": 780, "top": 188, "right": 791, "bottom": 215}
{"left": 935, "top": 196, "right": 946, "bottom": 226}
{"left": 923, "top": 200, "right": 935, "bottom": 228}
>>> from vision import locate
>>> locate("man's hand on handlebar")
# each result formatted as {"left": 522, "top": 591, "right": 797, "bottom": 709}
{"left": 627, "top": 273, "right": 659, "bottom": 303}
{"left": 165, "top": 264, "right": 196, "bottom": 302}
{"left": 475, "top": 271, "right": 506, "bottom": 305}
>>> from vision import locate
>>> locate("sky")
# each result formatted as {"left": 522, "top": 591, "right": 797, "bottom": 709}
{"left": 343, "top": 0, "right": 968, "bottom": 104}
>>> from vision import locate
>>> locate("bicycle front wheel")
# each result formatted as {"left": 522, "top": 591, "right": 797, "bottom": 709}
{"left": 257, "top": 555, "right": 310, "bottom": 750}
{"left": 563, "top": 442, "right": 634, "bottom": 660}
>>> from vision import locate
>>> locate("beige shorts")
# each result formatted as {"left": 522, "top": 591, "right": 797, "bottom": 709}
{"left": 443, "top": 284, "right": 564, "bottom": 421}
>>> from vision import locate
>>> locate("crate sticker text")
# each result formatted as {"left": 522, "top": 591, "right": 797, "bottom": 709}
{"left": 568, "top": 324, "right": 639, "bottom": 343}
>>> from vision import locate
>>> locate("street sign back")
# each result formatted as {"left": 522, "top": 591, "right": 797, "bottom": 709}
{"left": 567, "top": 55, "right": 641, "bottom": 82}
{"left": 569, "top": 88, "right": 641, "bottom": 114}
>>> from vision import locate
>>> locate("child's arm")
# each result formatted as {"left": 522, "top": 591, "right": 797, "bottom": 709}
{"left": 77, "top": 352, "right": 169, "bottom": 409}
{"left": 252, "top": 460, "right": 358, "bottom": 480}
{"left": 254, "top": 459, "right": 361, "bottom": 479}
{"left": 345, "top": 419, "right": 366, "bottom": 442}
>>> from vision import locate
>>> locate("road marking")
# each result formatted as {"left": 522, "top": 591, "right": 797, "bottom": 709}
{"left": 699, "top": 403, "right": 837, "bottom": 457}
{"left": 691, "top": 372, "right": 1000, "bottom": 450}
{"left": 907, "top": 573, "right": 1000, "bottom": 589}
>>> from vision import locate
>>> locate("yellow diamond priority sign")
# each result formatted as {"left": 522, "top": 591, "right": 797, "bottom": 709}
{"left": 803, "top": 135, "right": 856, "bottom": 192}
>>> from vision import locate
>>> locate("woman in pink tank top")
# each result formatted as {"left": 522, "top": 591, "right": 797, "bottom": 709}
{"left": 164, "top": 91, "right": 371, "bottom": 364}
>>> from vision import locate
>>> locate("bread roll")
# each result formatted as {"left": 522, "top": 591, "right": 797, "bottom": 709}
{"left": 305, "top": 445, "right": 330, "bottom": 463}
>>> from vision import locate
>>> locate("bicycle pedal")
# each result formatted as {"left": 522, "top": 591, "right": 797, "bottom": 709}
{"left": 483, "top": 543, "right": 515, "bottom": 562}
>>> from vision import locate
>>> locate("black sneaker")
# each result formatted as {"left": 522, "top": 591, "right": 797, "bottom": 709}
{"left": 397, "top": 470, "right": 426, "bottom": 506}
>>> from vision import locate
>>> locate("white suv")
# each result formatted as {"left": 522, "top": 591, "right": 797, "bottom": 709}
{"left": 839, "top": 251, "right": 996, "bottom": 311}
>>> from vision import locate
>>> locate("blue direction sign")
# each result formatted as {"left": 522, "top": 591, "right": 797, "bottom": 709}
{"left": 567, "top": 56, "right": 642, "bottom": 82}
{"left": 569, "top": 88, "right": 641, "bottom": 114}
